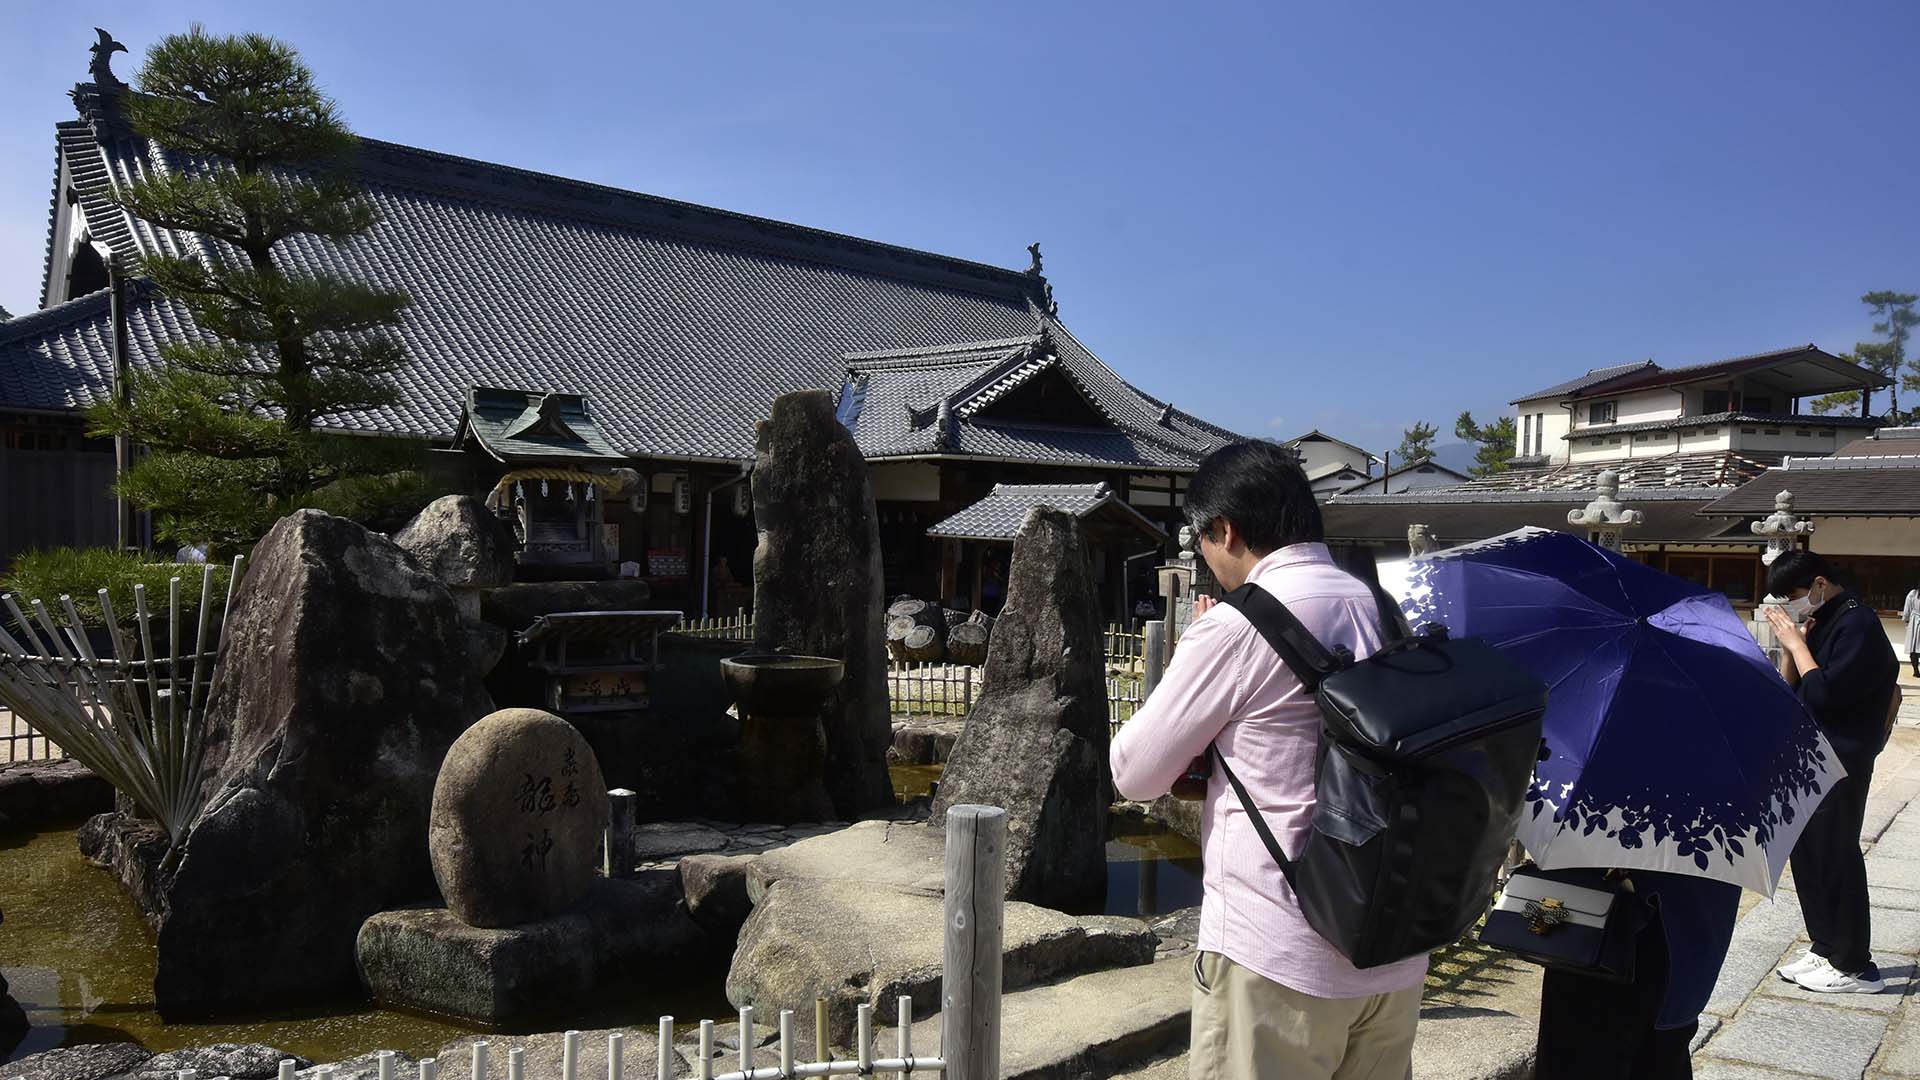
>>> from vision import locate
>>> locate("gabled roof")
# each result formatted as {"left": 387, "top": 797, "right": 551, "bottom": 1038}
{"left": 454, "top": 387, "right": 625, "bottom": 465}
{"left": 6, "top": 82, "right": 1237, "bottom": 469}
{"left": 1511, "top": 361, "right": 1656, "bottom": 405}
{"left": 1282, "top": 429, "right": 1380, "bottom": 463}
{"left": 1338, "top": 458, "right": 1472, "bottom": 493}
{"left": 837, "top": 323, "right": 1235, "bottom": 469}
{"left": 1306, "top": 460, "right": 1371, "bottom": 482}
{"left": 925, "top": 482, "right": 1165, "bottom": 544}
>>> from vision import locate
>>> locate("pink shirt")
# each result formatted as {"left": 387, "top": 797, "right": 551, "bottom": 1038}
{"left": 1111, "top": 542, "right": 1429, "bottom": 998}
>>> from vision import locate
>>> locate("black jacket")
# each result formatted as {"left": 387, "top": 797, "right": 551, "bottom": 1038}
{"left": 1800, "top": 589, "right": 1899, "bottom": 764}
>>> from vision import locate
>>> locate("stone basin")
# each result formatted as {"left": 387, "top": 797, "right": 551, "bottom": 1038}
{"left": 720, "top": 653, "right": 844, "bottom": 716}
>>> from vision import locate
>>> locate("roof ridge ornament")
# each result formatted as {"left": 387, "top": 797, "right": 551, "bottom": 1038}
{"left": 89, "top": 28, "right": 128, "bottom": 87}
{"left": 1025, "top": 242, "right": 1058, "bottom": 316}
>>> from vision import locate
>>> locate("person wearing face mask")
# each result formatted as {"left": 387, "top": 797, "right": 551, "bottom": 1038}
{"left": 1763, "top": 550, "right": 1901, "bottom": 994}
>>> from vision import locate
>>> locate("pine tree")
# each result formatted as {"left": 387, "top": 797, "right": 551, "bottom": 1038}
{"left": 1455, "top": 411, "right": 1516, "bottom": 477}
{"left": 88, "top": 28, "right": 416, "bottom": 549}
{"left": 1810, "top": 291, "right": 1917, "bottom": 421}
{"left": 1394, "top": 421, "right": 1438, "bottom": 464}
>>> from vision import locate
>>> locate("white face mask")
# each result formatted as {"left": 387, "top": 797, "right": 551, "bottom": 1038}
{"left": 1783, "top": 582, "right": 1828, "bottom": 622}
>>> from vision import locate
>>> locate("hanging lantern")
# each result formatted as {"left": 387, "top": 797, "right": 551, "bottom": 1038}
{"left": 628, "top": 479, "right": 648, "bottom": 514}
{"left": 732, "top": 482, "right": 752, "bottom": 517}
{"left": 673, "top": 477, "right": 692, "bottom": 515}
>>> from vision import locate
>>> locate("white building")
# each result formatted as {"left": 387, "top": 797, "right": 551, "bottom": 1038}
{"left": 1509, "top": 346, "right": 1883, "bottom": 468}
{"left": 1281, "top": 430, "right": 1380, "bottom": 498}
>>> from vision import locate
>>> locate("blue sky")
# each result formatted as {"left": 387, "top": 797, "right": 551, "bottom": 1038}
{"left": 2, "top": 2, "right": 1916, "bottom": 455}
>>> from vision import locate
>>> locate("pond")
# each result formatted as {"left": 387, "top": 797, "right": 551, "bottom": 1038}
{"left": 0, "top": 826, "right": 730, "bottom": 1066}
{"left": 2, "top": 791, "right": 1202, "bottom": 1065}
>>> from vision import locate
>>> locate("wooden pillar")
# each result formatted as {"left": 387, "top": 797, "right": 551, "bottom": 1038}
{"left": 970, "top": 543, "right": 985, "bottom": 612}
{"left": 939, "top": 538, "right": 959, "bottom": 604}
{"left": 941, "top": 804, "right": 1005, "bottom": 1080}
{"left": 689, "top": 469, "right": 712, "bottom": 612}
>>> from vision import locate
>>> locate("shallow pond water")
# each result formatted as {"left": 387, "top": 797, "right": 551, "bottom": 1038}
{"left": 0, "top": 826, "right": 730, "bottom": 1066}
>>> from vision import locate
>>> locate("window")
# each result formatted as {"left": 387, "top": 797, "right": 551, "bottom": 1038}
{"left": 1589, "top": 438, "right": 1603, "bottom": 446}
{"left": 1535, "top": 413, "right": 1546, "bottom": 455}
{"left": 1521, "top": 414, "right": 1532, "bottom": 455}
{"left": 1741, "top": 427, "right": 1757, "bottom": 434}
{"left": 1746, "top": 395, "right": 1773, "bottom": 413}
{"left": 1634, "top": 433, "right": 1649, "bottom": 441}
{"left": 1764, "top": 428, "right": 1780, "bottom": 436}
{"left": 1702, "top": 390, "right": 1731, "bottom": 414}
{"left": 1796, "top": 429, "right": 1812, "bottom": 437}
{"left": 1609, "top": 437, "right": 1622, "bottom": 445}
{"left": 1588, "top": 401, "right": 1616, "bottom": 424}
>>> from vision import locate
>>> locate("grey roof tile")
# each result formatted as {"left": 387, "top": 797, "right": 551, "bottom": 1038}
{"left": 1510, "top": 361, "right": 1655, "bottom": 404}
{"left": 926, "top": 482, "right": 1164, "bottom": 542}
{"left": 8, "top": 103, "right": 1238, "bottom": 471}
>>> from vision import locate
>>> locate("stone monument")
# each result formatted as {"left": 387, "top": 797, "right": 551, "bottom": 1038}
{"left": 396, "top": 495, "right": 517, "bottom": 677}
{"left": 428, "top": 708, "right": 611, "bottom": 928}
{"left": 748, "top": 390, "right": 894, "bottom": 817}
{"left": 122, "top": 510, "right": 492, "bottom": 1015}
{"left": 932, "top": 507, "right": 1111, "bottom": 907}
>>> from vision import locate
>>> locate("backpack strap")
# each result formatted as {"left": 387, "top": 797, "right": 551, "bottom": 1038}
{"left": 1211, "top": 745, "right": 1302, "bottom": 897}
{"left": 1218, "top": 583, "right": 1342, "bottom": 692}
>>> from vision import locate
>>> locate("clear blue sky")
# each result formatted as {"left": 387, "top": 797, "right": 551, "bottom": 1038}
{"left": 3, "top": 2, "right": 1916, "bottom": 455}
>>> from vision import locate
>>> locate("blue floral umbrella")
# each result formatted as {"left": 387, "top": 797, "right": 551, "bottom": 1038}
{"left": 1378, "top": 527, "right": 1840, "bottom": 894}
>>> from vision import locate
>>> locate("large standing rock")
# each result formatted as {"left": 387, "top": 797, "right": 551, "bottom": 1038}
{"left": 749, "top": 390, "right": 894, "bottom": 817}
{"left": 394, "top": 495, "right": 516, "bottom": 597}
{"left": 153, "top": 509, "right": 493, "bottom": 1014}
{"left": 429, "top": 709, "right": 610, "bottom": 928}
{"left": 931, "top": 507, "right": 1111, "bottom": 907}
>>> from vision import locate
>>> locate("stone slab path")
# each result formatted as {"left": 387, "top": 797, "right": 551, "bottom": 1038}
{"left": 1691, "top": 724, "right": 1920, "bottom": 1079}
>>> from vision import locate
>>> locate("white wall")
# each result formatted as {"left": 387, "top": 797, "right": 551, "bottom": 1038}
{"left": 869, "top": 462, "right": 942, "bottom": 501}
{"left": 1812, "top": 517, "right": 1920, "bottom": 558}
{"left": 1294, "top": 439, "right": 1374, "bottom": 478}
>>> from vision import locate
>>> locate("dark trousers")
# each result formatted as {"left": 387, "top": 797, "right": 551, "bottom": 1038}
{"left": 1536, "top": 911, "right": 1695, "bottom": 1080}
{"left": 1792, "top": 755, "right": 1877, "bottom": 974}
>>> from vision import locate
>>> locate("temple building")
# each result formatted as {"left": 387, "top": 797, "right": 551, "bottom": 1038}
{"left": 0, "top": 50, "right": 1240, "bottom": 611}
{"left": 1325, "top": 344, "right": 1895, "bottom": 609}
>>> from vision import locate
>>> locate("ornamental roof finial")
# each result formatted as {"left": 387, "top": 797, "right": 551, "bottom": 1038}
{"left": 90, "top": 28, "right": 129, "bottom": 87}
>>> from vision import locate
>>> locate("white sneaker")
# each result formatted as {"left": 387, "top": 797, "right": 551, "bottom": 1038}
{"left": 1792, "top": 957, "right": 1885, "bottom": 994}
{"left": 1776, "top": 949, "right": 1822, "bottom": 980}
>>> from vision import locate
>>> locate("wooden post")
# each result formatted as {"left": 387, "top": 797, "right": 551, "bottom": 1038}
{"left": 941, "top": 804, "right": 1005, "bottom": 1080}
{"left": 1143, "top": 620, "right": 1167, "bottom": 699}
{"left": 604, "top": 788, "right": 637, "bottom": 879}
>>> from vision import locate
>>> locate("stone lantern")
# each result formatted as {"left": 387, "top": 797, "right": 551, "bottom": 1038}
{"left": 1751, "top": 489, "right": 1814, "bottom": 567}
{"left": 1567, "top": 470, "right": 1643, "bottom": 553}
{"left": 1407, "top": 523, "right": 1436, "bottom": 558}
{"left": 1749, "top": 489, "right": 1814, "bottom": 661}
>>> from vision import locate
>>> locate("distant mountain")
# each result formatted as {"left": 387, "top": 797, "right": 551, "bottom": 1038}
{"left": 1428, "top": 442, "right": 1479, "bottom": 474}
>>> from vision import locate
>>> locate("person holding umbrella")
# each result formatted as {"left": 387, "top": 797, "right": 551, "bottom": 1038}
{"left": 1380, "top": 528, "right": 1848, "bottom": 1078}
{"left": 1764, "top": 551, "right": 1901, "bottom": 994}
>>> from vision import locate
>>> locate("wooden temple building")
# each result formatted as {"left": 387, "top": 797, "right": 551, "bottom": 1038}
{"left": 0, "top": 46, "right": 1240, "bottom": 611}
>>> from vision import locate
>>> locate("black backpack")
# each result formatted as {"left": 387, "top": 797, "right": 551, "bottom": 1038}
{"left": 1214, "top": 581, "right": 1549, "bottom": 969}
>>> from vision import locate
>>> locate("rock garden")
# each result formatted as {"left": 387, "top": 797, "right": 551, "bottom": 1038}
{"left": 0, "top": 389, "right": 1209, "bottom": 1079}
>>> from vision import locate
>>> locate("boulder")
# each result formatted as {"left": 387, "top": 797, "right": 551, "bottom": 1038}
{"left": 394, "top": 496, "right": 516, "bottom": 593}
{"left": 0, "top": 1044, "right": 152, "bottom": 1080}
{"left": 152, "top": 509, "right": 493, "bottom": 1014}
{"left": 727, "top": 878, "right": 1157, "bottom": 1045}
{"left": 134, "top": 1045, "right": 312, "bottom": 1080}
{"left": 931, "top": 507, "right": 1112, "bottom": 907}
{"left": 0, "top": 759, "right": 114, "bottom": 830}
{"left": 429, "top": 708, "right": 610, "bottom": 928}
{"left": 678, "top": 851, "right": 757, "bottom": 939}
{"left": 356, "top": 875, "right": 705, "bottom": 1025}
{"left": 748, "top": 391, "right": 894, "bottom": 818}
{"left": 743, "top": 820, "right": 944, "bottom": 904}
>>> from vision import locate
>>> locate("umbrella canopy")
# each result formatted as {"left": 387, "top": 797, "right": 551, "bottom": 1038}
{"left": 1378, "top": 527, "right": 1839, "bottom": 894}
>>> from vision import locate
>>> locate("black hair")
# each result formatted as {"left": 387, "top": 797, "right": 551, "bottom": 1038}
{"left": 1185, "top": 440, "right": 1324, "bottom": 554}
{"left": 1766, "top": 549, "right": 1834, "bottom": 598}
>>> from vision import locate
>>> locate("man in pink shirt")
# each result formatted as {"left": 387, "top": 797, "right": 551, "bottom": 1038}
{"left": 1112, "top": 441, "right": 1426, "bottom": 1079}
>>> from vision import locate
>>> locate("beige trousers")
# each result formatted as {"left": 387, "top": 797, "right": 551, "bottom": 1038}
{"left": 1188, "top": 951, "right": 1420, "bottom": 1080}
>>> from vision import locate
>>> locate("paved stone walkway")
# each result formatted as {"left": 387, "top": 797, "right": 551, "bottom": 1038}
{"left": 1692, "top": 722, "right": 1920, "bottom": 1079}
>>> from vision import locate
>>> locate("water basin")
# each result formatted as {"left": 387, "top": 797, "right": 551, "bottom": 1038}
{"left": 719, "top": 654, "right": 843, "bottom": 715}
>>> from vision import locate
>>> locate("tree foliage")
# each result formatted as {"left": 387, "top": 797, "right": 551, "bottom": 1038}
{"left": 1455, "top": 411, "right": 1517, "bottom": 477}
{"left": 88, "top": 27, "right": 417, "bottom": 550}
{"left": 1810, "top": 291, "right": 1918, "bottom": 422}
{"left": 1394, "top": 421, "right": 1438, "bottom": 464}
